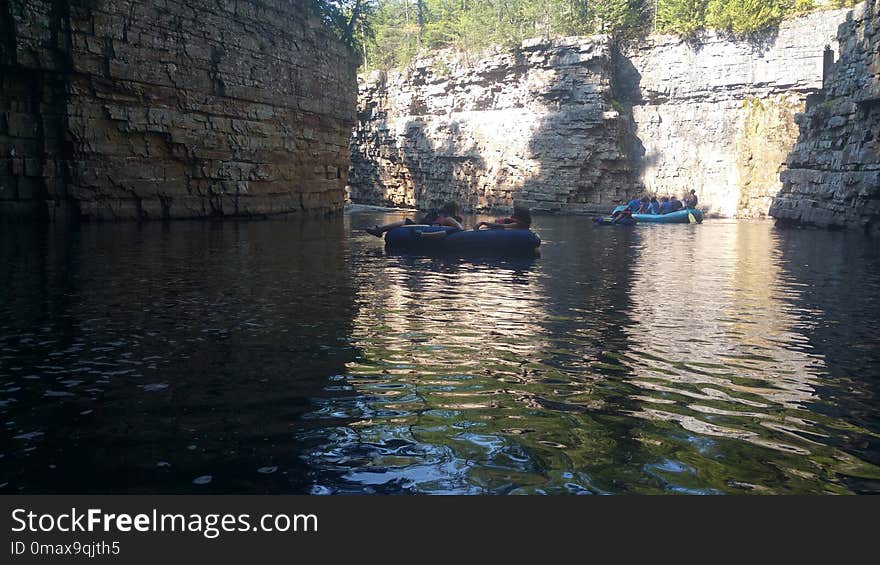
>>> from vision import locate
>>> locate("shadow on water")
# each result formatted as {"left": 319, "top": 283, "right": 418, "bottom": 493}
{"left": 0, "top": 218, "right": 357, "bottom": 493}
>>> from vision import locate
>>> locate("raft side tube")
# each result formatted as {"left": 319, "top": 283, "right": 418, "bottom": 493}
{"left": 384, "top": 225, "right": 541, "bottom": 256}
{"left": 611, "top": 206, "right": 703, "bottom": 224}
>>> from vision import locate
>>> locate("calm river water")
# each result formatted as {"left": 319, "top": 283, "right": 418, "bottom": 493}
{"left": 1, "top": 211, "right": 879, "bottom": 494}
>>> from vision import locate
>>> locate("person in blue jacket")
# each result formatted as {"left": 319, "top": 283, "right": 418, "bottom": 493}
{"left": 669, "top": 196, "right": 684, "bottom": 212}
{"left": 658, "top": 197, "right": 672, "bottom": 215}
{"left": 648, "top": 196, "right": 660, "bottom": 215}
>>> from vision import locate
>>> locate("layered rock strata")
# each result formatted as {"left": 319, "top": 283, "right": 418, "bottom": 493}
{"left": 621, "top": 8, "right": 850, "bottom": 217}
{"left": 770, "top": 0, "right": 880, "bottom": 234}
{"left": 350, "top": 9, "right": 852, "bottom": 216}
{"left": 1, "top": 0, "right": 358, "bottom": 221}
{"left": 349, "top": 37, "right": 633, "bottom": 213}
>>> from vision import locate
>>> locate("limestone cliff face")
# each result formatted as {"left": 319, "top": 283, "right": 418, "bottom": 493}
{"left": 770, "top": 0, "right": 880, "bottom": 235}
{"left": 350, "top": 9, "right": 851, "bottom": 217}
{"left": 0, "top": 0, "right": 358, "bottom": 221}
{"left": 622, "top": 9, "right": 849, "bottom": 217}
{"left": 349, "top": 37, "right": 633, "bottom": 213}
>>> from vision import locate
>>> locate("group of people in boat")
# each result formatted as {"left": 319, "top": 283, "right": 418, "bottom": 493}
{"left": 364, "top": 190, "right": 698, "bottom": 236}
{"left": 365, "top": 201, "right": 533, "bottom": 239}
{"left": 608, "top": 189, "right": 699, "bottom": 223}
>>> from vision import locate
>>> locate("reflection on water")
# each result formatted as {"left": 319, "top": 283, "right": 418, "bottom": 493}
{"left": 621, "top": 223, "right": 870, "bottom": 493}
{"left": 1, "top": 213, "right": 879, "bottom": 493}
{"left": 0, "top": 220, "right": 356, "bottom": 493}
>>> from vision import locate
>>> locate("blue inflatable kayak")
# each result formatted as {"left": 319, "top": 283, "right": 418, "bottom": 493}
{"left": 611, "top": 206, "right": 703, "bottom": 224}
{"left": 384, "top": 225, "right": 541, "bottom": 255}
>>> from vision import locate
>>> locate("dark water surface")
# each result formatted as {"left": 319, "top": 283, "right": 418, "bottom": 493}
{"left": 1, "top": 212, "right": 879, "bottom": 494}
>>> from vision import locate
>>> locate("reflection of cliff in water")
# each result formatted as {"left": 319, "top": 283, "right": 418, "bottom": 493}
{"left": 302, "top": 235, "right": 554, "bottom": 493}
{"left": 0, "top": 219, "right": 357, "bottom": 493}
{"left": 620, "top": 222, "right": 880, "bottom": 493}
{"left": 302, "top": 214, "right": 649, "bottom": 493}
{"left": 774, "top": 229, "right": 880, "bottom": 470}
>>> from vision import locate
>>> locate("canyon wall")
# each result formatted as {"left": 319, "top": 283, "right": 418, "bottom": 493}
{"left": 770, "top": 0, "right": 880, "bottom": 235}
{"left": 350, "top": 9, "right": 851, "bottom": 216}
{"left": 0, "top": 0, "right": 358, "bottom": 221}
{"left": 349, "top": 37, "right": 632, "bottom": 213}
{"left": 621, "top": 9, "right": 849, "bottom": 217}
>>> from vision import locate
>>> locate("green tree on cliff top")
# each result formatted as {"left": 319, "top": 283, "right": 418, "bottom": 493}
{"left": 655, "top": 0, "right": 710, "bottom": 35}
{"left": 357, "top": 0, "right": 853, "bottom": 70}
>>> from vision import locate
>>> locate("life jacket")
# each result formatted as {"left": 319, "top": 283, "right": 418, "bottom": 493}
{"left": 495, "top": 216, "right": 530, "bottom": 229}
{"left": 419, "top": 209, "right": 448, "bottom": 225}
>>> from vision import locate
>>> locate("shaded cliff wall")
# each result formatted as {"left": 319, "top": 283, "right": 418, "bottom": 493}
{"left": 770, "top": 0, "right": 880, "bottom": 235}
{"left": 349, "top": 37, "right": 633, "bottom": 213}
{"left": 350, "top": 9, "right": 851, "bottom": 217}
{"left": 0, "top": 0, "right": 358, "bottom": 221}
{"left": 0, "top": 0, "right": 69, "bottom": 220}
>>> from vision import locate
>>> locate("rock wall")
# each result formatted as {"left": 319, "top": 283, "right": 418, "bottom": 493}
{"left": 770, "top": 0, "right": 880, "bottom": 234}
{"left": 0, "top": 0, "right": 68, "bottom": 220}
{"left": 621, "top": 9, "right": 850, "bottom": 217}
{"left": 350, "top": 9, "right": 852, "bottom": 217}
{"left": 349, "top": 37, "right": 633, "bottom": 213}
{"left": 0, "top": 0, "right": 358, "bottom": 221}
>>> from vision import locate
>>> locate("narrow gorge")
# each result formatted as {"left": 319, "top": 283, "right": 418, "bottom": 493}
{"left": 349, "top": 7, "right": 869, "bottom": 220}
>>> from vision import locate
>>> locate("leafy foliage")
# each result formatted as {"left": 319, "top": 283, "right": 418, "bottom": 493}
{"left": 307, "top": 0, "right": 376, "bottom": 51}
{"left": 325, "top": 0, "right": 854, "bottom": 69}
{"left": 655, "top": 0, "right": 710, "bottom": 36}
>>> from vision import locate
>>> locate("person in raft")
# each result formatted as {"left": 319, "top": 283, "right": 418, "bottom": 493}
{"left": 608, "top": 207, "right": 634, "bottom": 224}
{"left": 365, "top": 201, "right": 464, "bottom": 238}
{"left": 669, "top": 195, "right": 684, "bottom": 212}
{"left": 473, "top": 205, "right": 532, "bottom": 230}
{"left": 626, "top": 196, "right": 642, "bottom": 213}
{"left": 684, "top": 189, "right": 698, "bottom": 209}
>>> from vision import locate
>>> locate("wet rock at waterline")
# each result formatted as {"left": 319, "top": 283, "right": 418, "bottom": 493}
{"left": 771, "top": 0, "right": 880, "bottom": 236}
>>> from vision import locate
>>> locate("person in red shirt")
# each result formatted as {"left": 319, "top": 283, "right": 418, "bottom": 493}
{"left": 473, "top": 206, "right": 532, "bottom": 230}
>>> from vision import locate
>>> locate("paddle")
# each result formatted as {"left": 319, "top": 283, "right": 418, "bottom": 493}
{"left": 688, "top": 209, "right": 696, "bottom": 224}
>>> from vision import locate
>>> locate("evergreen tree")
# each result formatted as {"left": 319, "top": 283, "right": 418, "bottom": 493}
{"left": 706, "top": 0, "right": 790, "bottom": 34}
{"left": 355, "top": 0, "right": 847, "bottom": 69}
{"left": 655, "top": 0, "right": 709, "bottom": 35}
